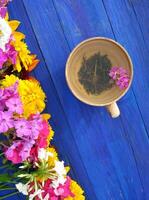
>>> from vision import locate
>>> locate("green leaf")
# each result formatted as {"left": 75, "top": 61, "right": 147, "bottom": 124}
{"left": 0, "top": 174, "right": 12, "bottom": 182}
{"left": 0, "top": 191, "right": 19, "bottom": 199}
{"left": 0, "top": 187, "right": 15, "bottom": 191}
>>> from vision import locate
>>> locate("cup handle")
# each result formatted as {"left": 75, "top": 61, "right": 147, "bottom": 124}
{"left": 106, "top": 102, "right": 120, "bottom": 118}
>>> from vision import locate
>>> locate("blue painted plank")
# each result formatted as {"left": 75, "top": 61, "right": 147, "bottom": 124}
{"left": 54, "top": 1, "right": 149, "bottom": 198}
{"left": 128, "top": 0, "right": 149, "bottom": 71}
{"left": 22, "top": 0, "right": 148, "bottom": 199}
{"left": 52, "top": 0, "right": 149, "bottom": 199}
{"left": 102, "top": 0, "right": 149, "bottom": 131}
{"left": 101, "top": 0, "right": 149, "bottom": 198}
{"left": 5, "top": 1, "right": 98, "bottom": 200}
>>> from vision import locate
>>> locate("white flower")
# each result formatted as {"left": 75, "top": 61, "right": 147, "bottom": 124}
{"left": 52, "top": 175, "right": 66, "bottom": 189}
{"left": 38, "top": 148, "right": 53, "bottom": 161}
{"left": 54, "top": 161, "right": 66, "bottom": 176}
{"left": 0, "top": 17, "right": 12, "bottom": 51}
{"left": 52, "top": 160, "right": 67, "bottom": 189}
{"left": 15, "top": 182, "right": 28, "bottom": 196}
{"left": 29, "top": 189, "right": 43, "bottom": 200}
{"left": 43, "top": 194, "right": 49, "bottom": 200}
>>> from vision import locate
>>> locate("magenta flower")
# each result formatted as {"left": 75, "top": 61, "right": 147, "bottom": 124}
{"left": 0, "top": 7, "right": 7, "bottom": 18}
{"left": 0, "top": 0, "right": 11, "bottom": 6}
{"left": 0, "top": 0, "right": 11, "bottom": 18}
{"left": 0, "top": 89, "right": 5, "bottom": 111}
{"left": 0, "top": 48, "right": 7, "bottom": 68}
{"left": 54, "top": 177, "right": 74, "bottom": 198}
{"left": 5, "top": 139, "right": 34, "bottom": 164}
{"left": 109, "top": 66, "right": 130, "bottom": 89}
{"left": 5, "top": 43, "right": 17, "bottom": 64}
{"left": 14, "top": 115, "right": 43, "bottom": 140}
{"left": 6, "top": 97, "right": 23, "bottom": 114}
{"left": 29, "top": 118, "right": 43, "bottom": 140}
{"left": 5, "top": 81, "right": 19, "bottom": 97}
{"left": 41, "top": 177, "right": 74, "bottom": 199}
{"left": 0, "top": 111, "right": 13, "bottom": 133}
{"left": 14, "top": 119, "right": 31, "bottom": 138}
{"left": 0, "top": 43, "right": 17, "bottom": 68}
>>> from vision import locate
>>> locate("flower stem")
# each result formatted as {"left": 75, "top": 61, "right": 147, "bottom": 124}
{"left": 0, "top": 152, "right": 4, "bottom": 157}
{"left": 0, "top": 187, "right": 16, "bottom": 191}
{"left": 0, "top": 164, "right": 10, "bottom": 169}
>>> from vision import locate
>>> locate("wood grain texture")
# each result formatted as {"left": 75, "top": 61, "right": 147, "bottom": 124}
{"left": 6, "top": 1, "right": 97, "bottom": 199}
{"left": 52, "top": 0, "right": 149, "bottom": 199}
{"left": 23, "top": 0, "right": 148, "bottom": 199}
{"left": 1, "top": 0, "right": 148, "bottom": 199}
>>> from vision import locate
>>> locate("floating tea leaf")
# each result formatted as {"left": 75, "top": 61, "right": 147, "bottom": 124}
{"left": 78, "top": 52, "right": 114, "bottom": 95}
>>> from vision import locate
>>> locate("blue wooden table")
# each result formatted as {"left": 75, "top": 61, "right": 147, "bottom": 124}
{"left": 2, "top": 0, "right": 149, "bottom": 199}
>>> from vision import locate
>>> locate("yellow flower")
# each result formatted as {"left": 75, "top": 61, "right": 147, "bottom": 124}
{"left": 64, "top": 180, "right": 85, "bottom": 200}
{"left": 12, "top": 39, "right": 39, "bottom": 72}
{"left": 6, "top": 18, "right": 39, "bottom": 72}
{"left": 47, "top": 147, "right": 58, "bottom": 167}
{"left": 0, "top": 74, "right": 18, "bottom": 87}
{"left": 19, "top": 79, "right": 46, "bottom": 117}
{"left": 1, "top": 75, "right": 46, "bottom": 117}
{"left": 47, "top": 126, "right": 54, "bottom": 144}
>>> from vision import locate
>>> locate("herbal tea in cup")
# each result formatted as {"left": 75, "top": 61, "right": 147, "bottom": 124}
{"left": 66, "top": 37, "right": 133, "bottom": 118}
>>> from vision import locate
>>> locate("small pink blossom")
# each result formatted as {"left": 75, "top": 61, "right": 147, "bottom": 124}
{"left": 0, "top": 89, "right": 6, "bottom": 110}
{"left": 14, "top": 119, "right": 31, "bottom": 138}
{"left": 5, "top": 140, "right": 34, "bottom": 164}
{"left": 0, "top": 7, "right": 7, "bottom": 18}
{"left": 6, "top": 97, "right": 23, "bottom": 114}
{"left": 0, "top": 0, "right": 11, "bottom": 7}
{"left": 3, "top": 81, "right": 19, "bottom": 98}
{"left": 0, "top": 43, "right": 17, "bottom": 68}
{"left": 14, "top": 115, "right": 43, "bottom": 141}
{"left": 54, "top": 177, "right": 74, "bottom": 198}
{"left": 0, "top": 48, "right": 7, "bottom": 68}
{"left": 5, "top": 43, "right": 17, "bottom": 64}
{"left": 0, "top": 82, "right": 20, "bottom": 112}
{"left": 0, "top": 111, "right": 13, "bottom": 133}
{"left": 28, "top": 114, "right": 43, "bottom": 140}
{"left": 37, "top": 120, "right": 50, "bottom": 148}
{"left": 0, "top": 1, "right": 11, "bottom": 18}
{"left": 35, "top": 177, "right": 73, "bottom": 200}
{"left": 109, "top": 66, "right": 130, "bottom": 89}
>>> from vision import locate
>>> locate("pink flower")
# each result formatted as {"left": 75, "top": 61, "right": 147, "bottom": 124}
{"left": 29, "top": 146, "right": 38, "bottom": 163}
{"left": 0, "top": 89, "right": 6, "bottom": 111}
{"left": 109, "top": 66, "right": 130, "bottom": 89}
{"left": 6, "top": 97, "right": 23, "bottom": 114}
{"left": 28, "top": 120, "right": 42, "bottom": 140}
{"left": 28, "top": 114, "right": 43, "bottom": 140}
{"left": 0, "top": 0, "right": 11, "bottom": 7}
{"left": 0, "top": 43, "right": 17, "bottom": 68}
{"left": 4, "top": 81, "right": 19, "bottom": 98}
{"left": 14, "top": 119, "right": 31, "bottom": 138}
{"left": 0, "top": 1, "right": 11, "bottom": 18}
{"left": 0, "top": 82, "right": 20, "bottom": 112}
{"left": 0, "top": 7, "right": 7, "bottom": 18}
{"left": 40, "top": 177, "right": 73, "bottom": 199}
{"left": 0, "top": 111, "right": 13, "bottom": 133}
{"left": 14, "top": 115, "right": 43, "bottom": 141}
{"left": 0, "top": 48, "right": 7, "bottom": 68}
{"left": 5, "top": 140, "right": 34, "bottom": 164}
{"left": 37, "top": 120, "right": 50, "bottom": 148}
{"left": 116, "top": 76, "right": 129, "bottom": 89}
{"left": 5, "top": 43, "right": 17, "bottom": 64}
{"left": 54, "top": 177, "right": 74, "bottom": 198}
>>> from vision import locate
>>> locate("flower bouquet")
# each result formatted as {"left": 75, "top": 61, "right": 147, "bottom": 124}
{"left": 0, "top": 1, "right": 85, "bottom": 199}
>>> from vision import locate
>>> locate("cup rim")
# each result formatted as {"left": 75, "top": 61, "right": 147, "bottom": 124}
{"left": 65, "top": 37, "right": 133, "bottom": 106}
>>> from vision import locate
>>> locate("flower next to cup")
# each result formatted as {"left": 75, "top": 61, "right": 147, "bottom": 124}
{"left": 109, "top": 66, "right": 130, "bottom": 89}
